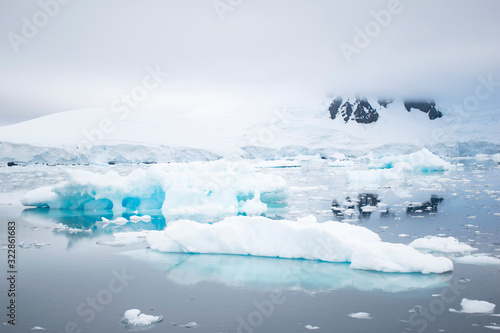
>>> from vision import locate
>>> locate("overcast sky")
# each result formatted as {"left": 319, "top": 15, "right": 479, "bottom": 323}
{"left": 1, "top": 0, "right": 499, "bottom": 125}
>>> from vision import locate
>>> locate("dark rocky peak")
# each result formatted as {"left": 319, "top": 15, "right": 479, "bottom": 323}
{"left": 329, "top": 96, "right": 443, "bottom": 124}
{"left": 329, "top": 96, "right": 379, "bottom": 124}
{"left": 404, "top": 100, "right": 443, "bottom": 120}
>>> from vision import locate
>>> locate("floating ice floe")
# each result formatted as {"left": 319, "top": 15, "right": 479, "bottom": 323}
{"left": 31, "top": 326, "right": 47, "bottom": 330}
{"left": 146, "top": 215, "right": 453, "bottom": 274}
{"left": 449, "top": 298, "right": 495, "bottom": 314}
{"left": 129, "top": 215, "right": 152, "bottom": 223}
{"left": 121, "top": 309, "right": 163, "bottom": 327}
{"left": 100, "top": 216, "right": 128, "bottom": 228}
{"left": 21, "top": 161, "right": 287, "bottom": 218}
{"left": 454, "top": 255, "right": 500, "bottom": 265}
{"left": 348, "top": 312, "right": 372, "bottom": 319}
{"left": 409, "top": 236, "right": 477, "bottom": 254}
{"left": 171, "top": 321, "right": 199, "bottom": 328}
{"left": 305, "top": 324, "right": 320, "bottom": 329}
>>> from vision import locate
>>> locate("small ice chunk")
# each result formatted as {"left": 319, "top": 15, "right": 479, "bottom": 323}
{"left": 305, "top": 324, "right": 320, "bottom": 329}
{"left": 348, "top": 312, "right": 372, "bottom": 319}
{"left": 361, "top": 205, "right": 377, "bottom": 213}
{"left": 121, "top": 309, "right": 163, "bottom": 327}
{"left": 409, "top": 236, "right": 477, "bottom": 254}
{"left": 484, "top": 326, "right": 500, "bottom": 330}
{"left": 172, "top": 321, "right": 199, "bottom": 328}
{"left": 31, "top": 327, "right": 47, "bottom": 331}
{"left": 130, "top": 215, "right": 152, "bottom": 223}
{"left": 449, "top": 298, "right": 495, "bottom": 314}
{"left": 399, "top": 234, "right": 410, "bottom": 238}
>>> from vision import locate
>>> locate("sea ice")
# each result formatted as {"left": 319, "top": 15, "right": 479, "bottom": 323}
{"left": 121, "top": 309, "right": 163, "bottom": 327}
{"left": 409, "top": 236, "right": 477, "bottom": 254}
{"left": 146, "top": 215, "right": 453, "bottom": 274}
{"left": 449, "top": 298, "right": 495, "bottom": 314}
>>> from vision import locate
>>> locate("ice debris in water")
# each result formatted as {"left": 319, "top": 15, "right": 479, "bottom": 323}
{"left": 20, "top": 161, "right": 287, "bottom": 218}
{"left": 146, "top": 215, "right": 453, "bottom": 274}
{"left": 121, "top": 309, "right": 163, "bottom": 327}
{"left": 129, "top": 215, "right": 152, "bottom": 222}
{"left": 449, "top": 299, "right": 496, "bottom": 314}
{"left": 348, "top": 312, "right": 372, "bottom": 319}
{"left": 171, "top": 321, "right": 199, "bottom": 328}
{"left": 305, "top": 324, "right": 320, "bottom": 329}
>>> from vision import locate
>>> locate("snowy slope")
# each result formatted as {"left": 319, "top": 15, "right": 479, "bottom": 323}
{"left": 0, "top": 100, "right": 499, "bottom": 165}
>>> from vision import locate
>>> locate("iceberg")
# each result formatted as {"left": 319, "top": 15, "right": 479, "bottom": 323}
{"left": 364, "top": 149, "right": 452, "bottom": 173}
{"left": 347, "top": 149, "right": 452, "bottom": 188}
{"left": 21, "top": 161, "right": 287, "bottom": 218}
{"left": 146, "top": 215, "right": 453, "bottom": 274}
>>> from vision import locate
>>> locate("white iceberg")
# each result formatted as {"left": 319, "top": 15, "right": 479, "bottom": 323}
{"left": 121, "top": 309, "right": 163, "bottom": 327}
{"left": 409, "top": 236, "right": 477, "bottom": 254}
{"left": 449, "top": 298, "right": 495, "bottom": 314}
{"left": 366, "top": 149, "right": 452, "bottom": 173}
{"left": 146, "top": 215, "right": 453, "bottom": 274}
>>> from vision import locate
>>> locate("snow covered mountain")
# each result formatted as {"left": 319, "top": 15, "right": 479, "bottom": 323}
{"left": 328, "top": 97, "right": 442, "bottom": 124}
{"left": 0, "top": 98, "right": 498, "bottom": 165}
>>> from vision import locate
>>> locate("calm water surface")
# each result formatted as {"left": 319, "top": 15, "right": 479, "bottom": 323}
{"left": 1, "top": 158, "right": 499, "bottom": 332}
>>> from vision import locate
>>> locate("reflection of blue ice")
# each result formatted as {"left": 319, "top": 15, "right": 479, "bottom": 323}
{"left": 21, "top": 208, "right": 166, "bottom": 235}
{"left": 121, "top": 249, "right": 451, "bottom": 293}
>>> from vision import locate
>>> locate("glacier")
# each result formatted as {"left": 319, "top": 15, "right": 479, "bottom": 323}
{"left": 20, "top": 160, "right": 287, "bottom": 218}
{"left": 145, "top": 215, "right": 453, "bottom": 274}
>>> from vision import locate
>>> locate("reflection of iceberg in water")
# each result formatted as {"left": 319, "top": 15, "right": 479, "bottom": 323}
{"left": 21, "top": 208, "right": 166, "bottom": 244}
{"left": 122, "top": 249, "right": 451, "bottom": 294}
{"left": 406, "top": 195, "right": 443, "bottom": 216}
